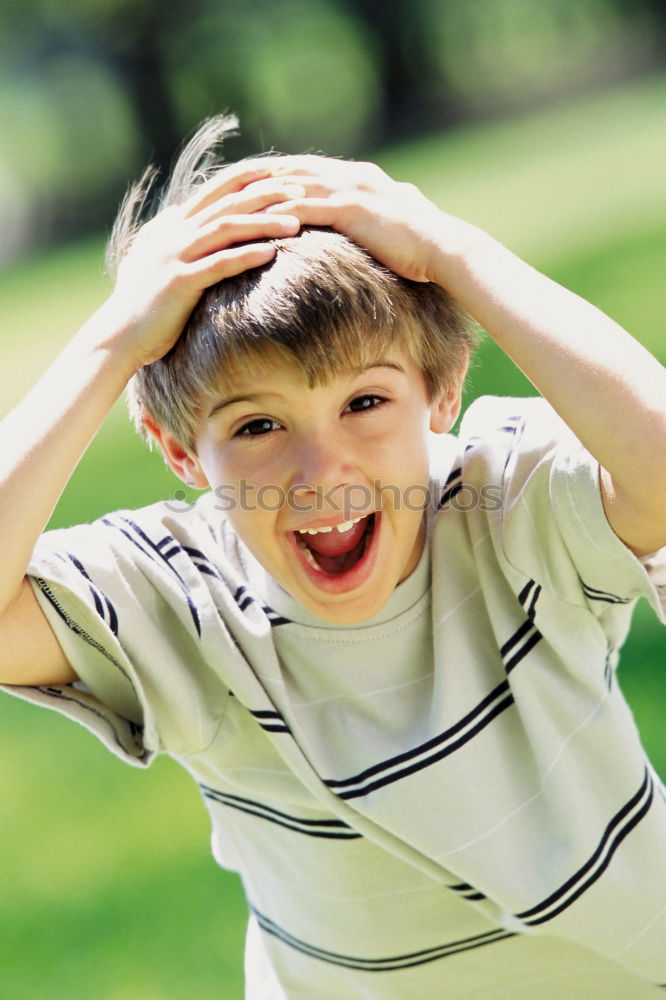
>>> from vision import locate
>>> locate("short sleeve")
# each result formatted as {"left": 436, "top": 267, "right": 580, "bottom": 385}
{"left": 1, "top": 504, "right": 232, "bottom": 766}
{"left": 459, "top": 396, "right": 666, "bottom": 624}
{"left": 549, "top": 428, "right": 666, "bottom": 623}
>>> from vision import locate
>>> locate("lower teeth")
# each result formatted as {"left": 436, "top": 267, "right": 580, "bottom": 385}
{"left": 301, "top": 543, "right": 322, "bottom": 572}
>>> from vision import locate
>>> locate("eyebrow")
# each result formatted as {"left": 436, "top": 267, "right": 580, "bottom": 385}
{"left": 207, "top": 362, "right": 405, "bottom": 419}
{"left": 208, "top": 391, "right": 285, "bottom": 419}
{"left": 351, "top": 360, "right": 405, "bottom": 376}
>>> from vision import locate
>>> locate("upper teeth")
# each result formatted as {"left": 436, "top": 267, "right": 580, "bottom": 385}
{"left": 298, "top": 515, "right": 366, "bottom": 536}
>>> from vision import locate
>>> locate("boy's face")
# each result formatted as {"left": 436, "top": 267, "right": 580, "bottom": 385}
{"left": 171, "top": 345, "right": 461, "bottom": 624}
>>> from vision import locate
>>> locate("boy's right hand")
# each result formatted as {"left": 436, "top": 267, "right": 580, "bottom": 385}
{"left": 0, "top": 164, "right": 302, "bottom": 680}
{"left": 103, "top": 165, "right": 302, "bottom": 372}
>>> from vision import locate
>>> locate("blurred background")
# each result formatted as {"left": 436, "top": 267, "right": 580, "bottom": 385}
{"left": 0, "top": 1, "right": 665, "bottom": 997}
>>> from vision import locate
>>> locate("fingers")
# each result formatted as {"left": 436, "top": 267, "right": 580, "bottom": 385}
{"left": 190, "top": 241, "right": 279, "bottom": 283}
{"left": 132, "top": 152, "right": 393, "bottom": 290}
{"left": 196, "top": 179, "right": 307, "bottom": 228}
{"left": 265, "top": 197, "right": 346, "bottom": 231}
{"left": 266, "top": 178, "right": 339, "bottom": 202}
{"left": 266, "top": 154, "right": 348, "bottom": 179}
{"left": 182, "top": 161, "right": 276, "bottom": 217}
{"left": 180, "top": 155, "right": 387, "bottom": 224}
{"left": 259, "top": 162, "right": 391, "bottom": 229}
{"left": 183, "top": 213, "right": 300, "bottom": 263}
{"left": 267, "top": 156, "right": 389, "bottom": 190}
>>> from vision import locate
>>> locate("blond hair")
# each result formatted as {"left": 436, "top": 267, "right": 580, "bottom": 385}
{"left": 107, "top": 115, "right": 477, "bottom": 451}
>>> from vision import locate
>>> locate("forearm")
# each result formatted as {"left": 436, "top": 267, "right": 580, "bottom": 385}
{"left": 429, "top": 217, "right": 666, "bottom": 547}
{"left": 0, "top": 299, "right": 137, "bottom": 613}
{"left": 0, "top": 166, "right": 303, "bottom": 619}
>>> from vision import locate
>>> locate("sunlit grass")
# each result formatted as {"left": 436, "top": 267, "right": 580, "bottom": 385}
{"left": 379, "top": 73, "right": 666, "bottom": 262}
{"left": 0, "top": 695, "right": 248, "bottom": 1000}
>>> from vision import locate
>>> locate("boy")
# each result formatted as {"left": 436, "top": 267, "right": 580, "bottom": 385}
{"left": 1, "top": 114, "right": 665, "bottom": 997}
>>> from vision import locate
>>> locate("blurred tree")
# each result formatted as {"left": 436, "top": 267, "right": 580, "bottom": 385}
{"left": 0, "top": 0, "right": 382, "bottom": 251}
{"left": 0, "top": 0, "right": 249, "bottom": 248}
{"left": 0, "top": 0, "right": 664, "bottom": 259}
{"left": 428, "top": 0, "right": 654, "bottom": 116}
{"left": 339, "top": 0, "right": 462, "bottom": 135}
{"left": 102, "top": 0, "right": 202, "bottom": 175}
{"left": 168, "top": 0, "right": 381, "bottom": 157}
{"left": 615, "top": 0, "right": 666, "bottom": 57}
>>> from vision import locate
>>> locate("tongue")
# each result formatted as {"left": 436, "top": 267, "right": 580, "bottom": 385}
{"left": 304, "top": 517, "right": 368, "bottom": 557}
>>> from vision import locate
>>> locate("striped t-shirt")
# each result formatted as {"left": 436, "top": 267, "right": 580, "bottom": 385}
{"left": 6, "top": 396, "right": 666, "bottom": 998}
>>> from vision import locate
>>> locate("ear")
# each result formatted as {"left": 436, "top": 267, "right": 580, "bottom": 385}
{"left": 142, "top": 415, "right": 210, "bottom": 489}
{"left": 429, "top": 376, "right": 465, "bottom": 434}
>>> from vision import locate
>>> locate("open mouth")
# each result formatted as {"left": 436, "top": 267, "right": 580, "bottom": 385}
{"left": 287, "top": 513, "right": 379, "bottom": 591}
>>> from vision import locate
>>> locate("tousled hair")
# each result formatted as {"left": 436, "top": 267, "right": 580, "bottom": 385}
{"left": 107, "top": 115, "right": 477, "bottom": 452}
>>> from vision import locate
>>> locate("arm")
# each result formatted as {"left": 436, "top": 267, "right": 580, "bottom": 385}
{"left": 424, "top": 220, "right": 666, "bottom": 556}
{"left": 266, "top": 157, "right": 666, "bottom": 555}
{"left": 0, "top": 166, "right": 301, "bottom": 685}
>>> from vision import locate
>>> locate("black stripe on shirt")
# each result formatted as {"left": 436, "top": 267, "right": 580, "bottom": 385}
{"left": 438, "top": 481, "right": 464, "bottom": 508}
{"left": 580, "top": 580, "right": 631, "bottom": 605}
{"left": 234, "top": 585, "right": 255, "bottom": 612}
{"left": 159, "top": 539, "right": 291, "bottom": 632}
{"left": 267, "top": 607, "right": 290, "bottom": 626}
{"left": 37, "top": 686, "right": 143, "bottom": 757}
{"left": 527, "top": 586, "right": 541, "bottom": 621}
{"left": 33, "top": 577, "right": 135, "bottom": 689}
{"left": 500, "top": 620, "right": 543, "bottom": 675}
{"left": 252, "top": 907, "right": 515, "bottom": 971}
{"left": 462, "top": 415, "right": 520, "bottom": 459}
{"left": 157, "top": 536, "right": 223, "bottom": 581}
{"left": 499, "top": 417, "right": 521, "bottom": 434}
{"left": 448, "top": 881, "right": 487, "bottom": 901}
{"left": 250, "top": 708, "right": 292, "bottom": 734}
{"left": 501, "top": 582, "right": 543, "bottom": 674}
{"left": 62, "top": 553, "right": 119, "bottom": 636}
{"left": 102, "top": 516, "right": 202, "bottom": 637}
{"left": 324, "top": 681, "right": 514, "bottom": 801}
{"left": 234, "top": 585, "right": 291, "bottom": 626}
{"left": 515, "top": 767, "right": 654, "bottom": 927}
{"left": 437, "top": 467, "right": 463, "bottom": 509}
{"left": 181, "top": 544, "right": 222, "bottom": 578}
{"left": 200, "top": 785, "right": 361, "bottom": 839}
{"left": 604, "top": 646, "right": 614, "bottom": 690}
{"left": 517, "top": 580, "right": 541, "bottom": 622}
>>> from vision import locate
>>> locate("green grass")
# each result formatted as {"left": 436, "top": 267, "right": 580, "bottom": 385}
{"left": 1, "top": 76, "right": 665, "bottom": 997}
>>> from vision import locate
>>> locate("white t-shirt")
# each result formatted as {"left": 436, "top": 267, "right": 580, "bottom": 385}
{"left": 5, "top": 397, "right": 666, "bottom": 998}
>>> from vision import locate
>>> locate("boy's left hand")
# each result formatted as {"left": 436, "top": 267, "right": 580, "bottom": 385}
{"left": 265, "top": 156, "right": 446, "bottom": 283}
{"left": 267, "top": 157, "right": 666, "bottom": 556}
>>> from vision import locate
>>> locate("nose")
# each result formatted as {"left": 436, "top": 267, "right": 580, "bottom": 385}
{"left": 288, "top": 432, "right": 354, "bottom": 509}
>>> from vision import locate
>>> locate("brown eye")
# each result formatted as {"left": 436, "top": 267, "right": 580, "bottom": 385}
{"left": 346, "top": 394, "right": 387, "bottom": 413}
{"left": 236, "top": 418, "right": 280, "bottom": 437}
